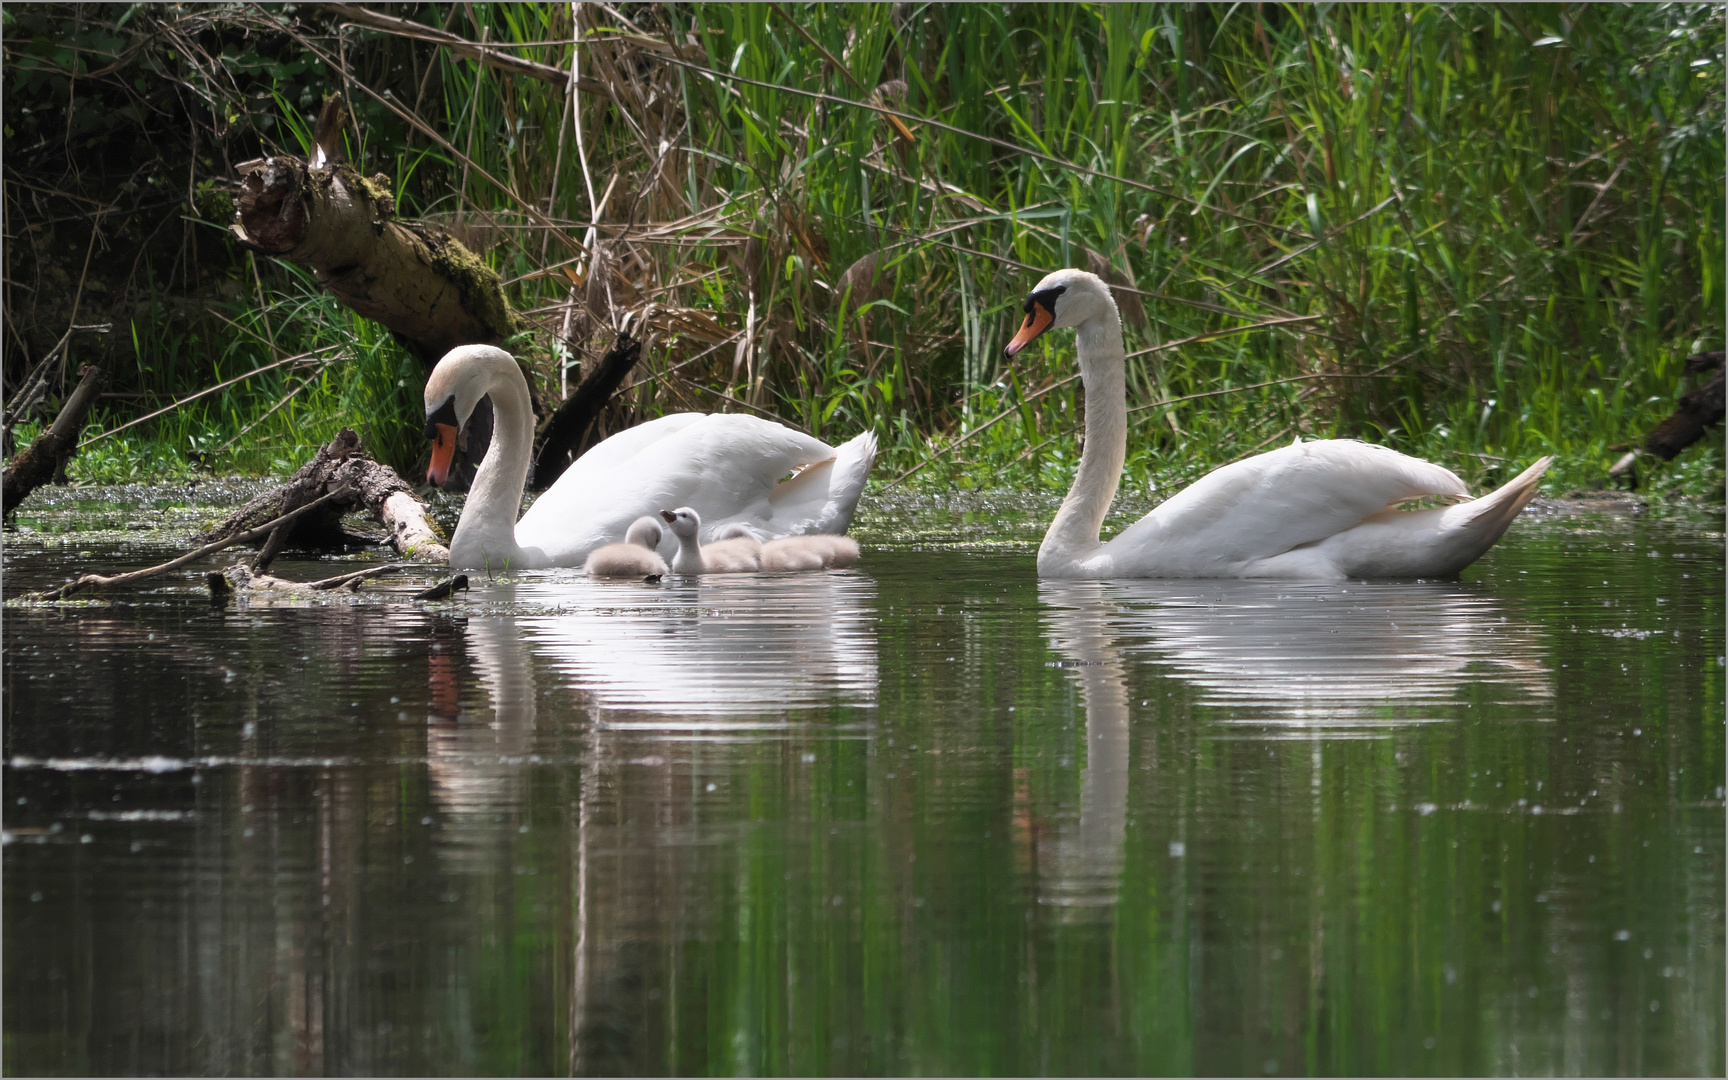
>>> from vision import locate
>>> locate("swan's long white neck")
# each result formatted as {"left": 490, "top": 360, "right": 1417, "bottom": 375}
{"left": 1037, "top": 305, "right": 1127, "bottom": 576}
{"left": 448, "top": 355, "right": 537, "bottom": 570}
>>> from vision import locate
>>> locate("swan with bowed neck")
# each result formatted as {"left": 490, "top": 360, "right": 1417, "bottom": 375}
{"left": 424, "top": 345, "right": 877, "bottom": 570}
{"left": 1005, "top": 269, "right": 1552, "bottom": 580}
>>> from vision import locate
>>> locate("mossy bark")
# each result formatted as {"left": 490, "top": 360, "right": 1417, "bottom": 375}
{"left": 230, "top": 157, "right": 516, "bottom": 364}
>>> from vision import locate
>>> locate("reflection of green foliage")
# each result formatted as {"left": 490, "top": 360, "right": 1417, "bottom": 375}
{"left": 0, "top": 524, "right": 1720, "bottom": 1074}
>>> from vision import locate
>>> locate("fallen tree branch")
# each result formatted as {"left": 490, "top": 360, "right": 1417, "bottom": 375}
{"left": 3, "top": 364, "right": 108, "bottom": 517}
{"left": 1612, "top": 350, "right": 1726, "bottom": 487}
{"left": 2, "top": 323, "right": 112, "bottom": 452}
{"left": 79, "top": 345, "right": 339, "bottom": 447}
{"left": 231, "top": 138, "right": 515, "bottom": 364}
{"left": 1646, "top": 351, "right": 1724, "bottom": 460}
{"left": 532, "top": 332, "right": 642, "bottom": 490}
{"left": 15, "top": 488, "right": 352, "bottom": 603}
{"left": 199, "top": 428, "right": 449, "bottom": 564}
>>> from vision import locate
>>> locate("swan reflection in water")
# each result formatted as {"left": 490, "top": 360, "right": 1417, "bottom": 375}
{"left": 425, "top": 573, "right": 879, "bottom": 830}
{"left": 514, "top": 571, "right": 879, "bottom": 729}
{"left": 1033, "top": 577, "right": 1553, "bottom": 914}
{"left": 421, "top": 571, "right": 880, "bottom": 1068}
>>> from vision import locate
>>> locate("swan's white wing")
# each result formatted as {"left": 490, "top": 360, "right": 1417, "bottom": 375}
{"left": 1248, "top": 454, "right": 1551, "bottom": 579}
{"left": 1099, "top": 440, "right": 1466, "bottom": 577}
{"left": 551, "top": 412, "right": 709, "bottom": 490}
{"left": 515, "top": 414, "right": 838, "bottom": 564}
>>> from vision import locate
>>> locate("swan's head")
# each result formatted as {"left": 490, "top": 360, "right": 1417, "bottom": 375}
{"left": 624, "top": 515, "right": 664, "bottom": 549}
{"left": 423, "top": 344, "right": 515, "bottom": 486}
{"left": 659, "top": 506, "right": 701, "bottom": 541}
{"left": 1004, "top": 269, "right": 1114, "bottom": 357}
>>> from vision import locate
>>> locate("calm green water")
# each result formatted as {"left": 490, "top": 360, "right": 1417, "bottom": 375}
{"left": 3, "top": 490, "right": 1723, "bottom": 1076}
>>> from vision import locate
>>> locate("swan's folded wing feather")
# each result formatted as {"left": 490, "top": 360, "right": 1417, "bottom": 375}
{"left": 1102, "top": 440, "right": 1467, "bottom": 574}
{"left": 765, "top": 430, "right": 878, "bottom": 535}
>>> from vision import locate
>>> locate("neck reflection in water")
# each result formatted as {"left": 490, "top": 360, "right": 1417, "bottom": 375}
{"left": 1034, "top": 577, "right": 1552, "bottom": 914}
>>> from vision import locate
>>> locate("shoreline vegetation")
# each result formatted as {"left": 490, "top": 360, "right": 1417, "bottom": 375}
{"left": 4, "top": 3, "right": 1723, "bottom": 507}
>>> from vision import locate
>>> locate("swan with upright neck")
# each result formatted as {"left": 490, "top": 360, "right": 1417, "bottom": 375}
{"left": 423, "top": 345, "right": 877, "bottom": 570}
{"left": 1006, "top": 270, "right": 1551, "bottom": 579}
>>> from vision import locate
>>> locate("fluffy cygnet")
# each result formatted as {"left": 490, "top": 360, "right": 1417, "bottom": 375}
{"left": 760, "top": 533, "right": 861, "bottom": 572}
{"left": 659, "top": 507, "right": 763, "bottom": 574}
{"left": 583, "top": 515, "right": 670, "bottom": 578}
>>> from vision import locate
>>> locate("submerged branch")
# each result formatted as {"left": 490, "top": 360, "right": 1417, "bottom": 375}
{"left": 16, "top": 488, "right": 353, "bottom": 603}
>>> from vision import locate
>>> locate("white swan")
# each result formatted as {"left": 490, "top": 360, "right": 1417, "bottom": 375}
{"left": 582, "top": 516, "right": 668, "bottom": 578}
{"left": 659, "top": 507, "right": 763, "bottom": 573}
{"left": 424, "top": 345, "right": 878, "bottom": 570}
{"left": 1005, "top": 269, "right": 1553, "bottom": 579}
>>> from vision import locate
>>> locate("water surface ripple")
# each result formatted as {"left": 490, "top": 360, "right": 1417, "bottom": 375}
{"left": 4, "top": 496, "right": 1722, "bottom": 1076}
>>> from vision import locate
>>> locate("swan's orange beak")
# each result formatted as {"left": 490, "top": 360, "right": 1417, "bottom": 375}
{"left": 1004, "top": 302, "right": 1054, "bottom": 358}
{"left": 427, "top": 423, "right": 458, "bottom": 486}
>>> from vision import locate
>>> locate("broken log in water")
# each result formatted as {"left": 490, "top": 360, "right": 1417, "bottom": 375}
{"left": 199, "top": 428, "right": 449, "bottom": 565}
{"left": 1608, "top": 351, "right": 1724, "bottom": 487}
{"left": 2, "top": 364, "right": 108, "bottom": 518}
{"left": 1645, "top": 351, "right": 1724, "bottom": 461}
{"left": 229, "top": 132, "right": 515, "bottom": 365}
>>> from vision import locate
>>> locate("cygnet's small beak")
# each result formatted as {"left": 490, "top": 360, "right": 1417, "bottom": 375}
{"left": 659, "top": 509, "right": 677, "bottom": 524}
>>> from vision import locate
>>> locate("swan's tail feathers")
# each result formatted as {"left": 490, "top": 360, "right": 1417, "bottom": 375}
{"left": 824, "top": 430, "right": 878, "bottom": 531}
{"left": 768, "top": 430, "right": 878, "bottom": 535}
{"left": 1442, "top": 455, "right": 1553, "bottom": 564}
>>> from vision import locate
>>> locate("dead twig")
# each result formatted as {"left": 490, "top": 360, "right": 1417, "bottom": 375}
{"left": 16, "top": 487, "right": 353, "bottom": 603}
{"left": 315, "top": 4, "right": 608, "bottom": 90}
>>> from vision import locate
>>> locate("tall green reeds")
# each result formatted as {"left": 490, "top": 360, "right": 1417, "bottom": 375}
{"left": 30, "top": 3, "right": 1727, "bottom": 495}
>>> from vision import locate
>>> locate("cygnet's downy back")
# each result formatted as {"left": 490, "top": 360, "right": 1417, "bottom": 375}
{"left": 583, "top": 515, "right": 669, "bottom": 579}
